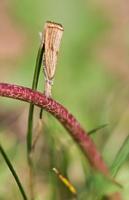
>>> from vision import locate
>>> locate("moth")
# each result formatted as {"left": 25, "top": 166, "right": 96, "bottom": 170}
{"left": 42, "top": 21, "right": 64, "bottom": 97}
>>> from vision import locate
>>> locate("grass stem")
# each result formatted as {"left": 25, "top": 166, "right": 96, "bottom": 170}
{"left": 27, "top": 44, "right": 44, "bottom": 154}
{"left": 0, "top": 83, "right": 109, "bottom": 176}
{"left": 26, "top": 43, "right": 44, "bottom": 200}
{"left": 0, "top": 144, "right": 28, "bottom": 200}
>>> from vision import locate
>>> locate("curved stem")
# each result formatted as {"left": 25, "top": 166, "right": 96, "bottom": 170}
{"left": 0, "top": 144, "right": 28, "bottom": 200}
{"left": 0, "top": 83, "right": 109, "bottom": 176}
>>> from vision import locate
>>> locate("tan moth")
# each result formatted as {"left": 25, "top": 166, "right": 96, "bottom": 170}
{"left": 42, "top": 21, "right": 64, "bottom": 97}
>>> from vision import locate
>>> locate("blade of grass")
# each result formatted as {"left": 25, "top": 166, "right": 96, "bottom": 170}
{"left": 0, "top": 144, "right": 28, "bottom": 200}
{"left": 26, "top": 43, "right": 44, "bottom": 200}
{"left": 27, "top": 43, "right": 44, "bottom": 155}
{"left": 111, "top": 134, "right": 129, "bottom": 177}
{"left": 88, "top": 124, "right": 108, "bottom": 135}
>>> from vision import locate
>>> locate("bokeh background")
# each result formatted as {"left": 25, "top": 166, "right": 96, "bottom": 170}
{"left": 0, "top": 0, "right": 129, "bottom": 199}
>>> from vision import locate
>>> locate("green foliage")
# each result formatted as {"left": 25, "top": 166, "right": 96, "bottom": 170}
{"left": 111, "top": 135, "right": 129, "bottom": 177}
{"left": 0, "top": 145, "right": 28, "bottom": 200}
{"left": 0, "top": 1, "right": 129, "bottom": 199}
{"left": 88, "top": 124, "right": 108, "bottom": 135}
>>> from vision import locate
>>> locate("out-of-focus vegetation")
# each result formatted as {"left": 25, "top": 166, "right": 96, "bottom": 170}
{"left": 0, "top": 0, "right": 129, "bottom": 199}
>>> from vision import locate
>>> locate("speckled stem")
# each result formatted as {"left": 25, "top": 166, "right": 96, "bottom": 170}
{"left": 0, "top": 83, "right": 109, "bottom": 176}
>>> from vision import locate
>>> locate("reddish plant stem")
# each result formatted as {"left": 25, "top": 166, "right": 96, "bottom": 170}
{"left": 0, "top": 83, "right": 109, "bottom": 176}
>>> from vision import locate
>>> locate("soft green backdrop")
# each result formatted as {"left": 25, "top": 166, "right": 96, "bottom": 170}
{"left": 0, "top": 1, "right": 129, "bottom": 199}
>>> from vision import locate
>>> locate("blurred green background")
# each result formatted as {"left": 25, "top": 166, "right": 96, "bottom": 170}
{"left": 0, "top": 0, "right": 129, "bottom": 199}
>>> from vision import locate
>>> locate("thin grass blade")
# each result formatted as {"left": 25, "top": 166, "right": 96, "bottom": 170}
{"left": 111, "top": 134, "right": 129, "bottom": 177}
{"left": 88, "top": 124, "right": 108, "bottom": 135}
{"left": 0, "top": 144, "right": 28, "bottom": 200}
{"left": 27, "top": 44, "right": 44, "bottom": 154}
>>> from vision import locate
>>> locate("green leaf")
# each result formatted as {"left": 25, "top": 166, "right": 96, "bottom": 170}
{"left": 88, "top": 124, "right": 108, "bottom": 135}
{"left": 0, "top": 144, "right": 28, "bottom": 200}
{"left": 26, "top": 44, "right": 44, "bottom": 155}
{"left": 111, "top": 134, "right": 129, "bottom": 177}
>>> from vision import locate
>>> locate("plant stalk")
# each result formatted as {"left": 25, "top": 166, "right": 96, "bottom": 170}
{"left": 0, "top": 144, "right": 28, "bottom": 200}
{"left": 27, "top": 44, "right": 44, "bottom": 155}
{"left": 26, "top": 43, "right": 44, "bottom": 200}
{"left": 0, "top": 83, "right": 109, "bottom": 176}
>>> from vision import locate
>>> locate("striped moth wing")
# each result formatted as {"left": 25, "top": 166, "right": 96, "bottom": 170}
{"left": 43, "top": 21, "right": 64, "bottom": 80}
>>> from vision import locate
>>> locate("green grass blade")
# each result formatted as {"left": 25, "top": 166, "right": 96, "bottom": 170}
{"left": 27, "top": 44, "right": 44, "bottom": 154}
{"left": 88, "top": 124, "right": 108, "bottom": 135}
{"left": 111, "top": 134, "right": 129, "bottom": 177}
{"left": 0, "top": 144, "right": 28, "bottom": 200}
